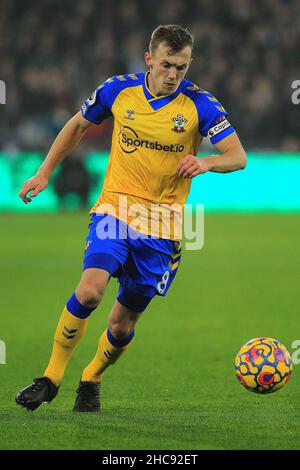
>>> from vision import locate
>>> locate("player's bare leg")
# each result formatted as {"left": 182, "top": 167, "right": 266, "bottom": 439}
{"left": 16, "top": 268, "right": 110, "bottom": 411}
{"left": 73, "top": 299, "right": 143, "bottom": 412}
{"left": 75, "top": 267, "right": 110, "bottom": 308}
{"left": 107, "top": 299, "right": 142, "bottom": 339}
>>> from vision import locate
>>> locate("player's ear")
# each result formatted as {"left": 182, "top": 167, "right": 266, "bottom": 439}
{"left": 144, "top": 52, "right": 152, "bottom": 68}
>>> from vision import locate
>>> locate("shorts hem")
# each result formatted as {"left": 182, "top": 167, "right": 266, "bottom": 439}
{"left": 83, "top": 253, "right": 122, "bottom": 277}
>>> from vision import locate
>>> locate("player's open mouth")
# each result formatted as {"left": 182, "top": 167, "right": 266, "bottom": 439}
{"left": 165, "top": 83, "right": 176, "bottom": 89}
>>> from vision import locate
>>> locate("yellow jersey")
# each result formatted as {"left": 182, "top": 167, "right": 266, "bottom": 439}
{"left": 81, "top": 72, "right": 234, "bottom": 239}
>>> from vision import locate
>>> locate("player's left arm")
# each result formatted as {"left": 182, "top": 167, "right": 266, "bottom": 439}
{"left": 178, "top": 132, "right": 247, "bottom": 178}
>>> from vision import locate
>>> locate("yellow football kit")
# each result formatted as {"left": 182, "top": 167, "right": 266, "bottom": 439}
{"left": 39, "top": 74, "right": 236, "bottom": 392}
{"left": 81, "top": 72, "right": 235, "bottom": 239}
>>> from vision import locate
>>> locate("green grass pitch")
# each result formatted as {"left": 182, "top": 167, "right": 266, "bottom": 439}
{"left": 0, "top": 212, "right": 300, "bottom": 450}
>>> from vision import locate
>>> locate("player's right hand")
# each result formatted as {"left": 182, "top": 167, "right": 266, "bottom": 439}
{"left": 19, "top": 174, "right": 48, "bottom": 204}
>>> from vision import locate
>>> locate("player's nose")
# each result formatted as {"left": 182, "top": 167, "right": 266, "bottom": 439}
{"left": 167, "top": 68, "right": 177, "bottom": 81}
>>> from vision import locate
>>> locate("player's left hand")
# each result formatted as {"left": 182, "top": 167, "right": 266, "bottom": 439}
{"left": 177, "top": 154, "right": 210, "bottom": 178}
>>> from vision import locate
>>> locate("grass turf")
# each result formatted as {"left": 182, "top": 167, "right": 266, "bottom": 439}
{"left": 0, "top": 212, "right": 300, "bottom": 450}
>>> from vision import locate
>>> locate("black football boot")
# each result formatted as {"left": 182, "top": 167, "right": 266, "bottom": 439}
{"left": 73, "top": 380, "right": 100, "bottom": 412}
{"left": 16, "top": 377, "right": 59, "bottom": 411}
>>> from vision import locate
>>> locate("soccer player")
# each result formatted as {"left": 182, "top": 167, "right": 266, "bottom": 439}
{"left": 16, "top": 25, "right": 247, "bottom": 412}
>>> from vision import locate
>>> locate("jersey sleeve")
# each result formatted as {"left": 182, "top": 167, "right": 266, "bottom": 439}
{"left": 80, "top": 74, "right": 142, "bottom": 125}
{"left": 196, "top": 90, "right": 235, "bottom": 144}
{"left": 80, "top": 82, "right": 113, "bottom": 125}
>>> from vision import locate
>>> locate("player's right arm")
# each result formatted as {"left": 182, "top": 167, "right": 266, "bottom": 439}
{"left": 19, "top": 112, "right": 93, "bottom": 204}
{"left": 19, "top": 78, "right": 116, "bottom": 204}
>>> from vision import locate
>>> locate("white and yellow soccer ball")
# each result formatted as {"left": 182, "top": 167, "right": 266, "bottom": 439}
{"left": 235, "top": 337, "right": 292, "bottom": 394}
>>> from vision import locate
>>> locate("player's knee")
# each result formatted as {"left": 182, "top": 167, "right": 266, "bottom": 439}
{"left": 108, "top": 324, "right": 132, "bottom": 340}
{"left": 107, "top": 316, "right": 136, "bottom": 339}
{"left": 107, "top": 317, "right": 136, "bottom": 340}
{"left": 75, "top": 284, "right": 105, "bottom": 309}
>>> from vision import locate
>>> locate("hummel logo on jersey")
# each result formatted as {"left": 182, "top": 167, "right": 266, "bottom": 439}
{"left": 125, "top": 109, "right": 135, "bottom": 120}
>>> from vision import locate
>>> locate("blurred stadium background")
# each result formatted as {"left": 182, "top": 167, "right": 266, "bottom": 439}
{"left": 1, "top": 0, "right": 300, "bottom": 211}
{"left": 1, "top": 0, "right": 300, "bottom": 451}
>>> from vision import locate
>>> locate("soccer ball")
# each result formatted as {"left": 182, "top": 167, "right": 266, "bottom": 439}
{"left": 235, "top": 337, "right": 292, "bottom": 394}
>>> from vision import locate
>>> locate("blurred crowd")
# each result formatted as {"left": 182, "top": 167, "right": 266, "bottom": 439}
{"left": 1, "top": 0, "right": 300, "bottom": 152}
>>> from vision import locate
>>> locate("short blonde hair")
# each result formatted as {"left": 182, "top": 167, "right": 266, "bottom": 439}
{"left": 149, "top": 24, "right": 194, "bottom": 55}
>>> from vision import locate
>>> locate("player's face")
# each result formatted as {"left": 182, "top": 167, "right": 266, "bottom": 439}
{"left": 145, "top": 43, "right": 192, "bottom": 97}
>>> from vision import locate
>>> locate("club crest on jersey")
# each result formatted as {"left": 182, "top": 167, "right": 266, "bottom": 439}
{"left": 171, "top": 114, "right": 187, "bottom": 133}
{"left": 125, "top": 109, "right": 135, "bottom": 120}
